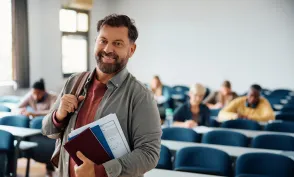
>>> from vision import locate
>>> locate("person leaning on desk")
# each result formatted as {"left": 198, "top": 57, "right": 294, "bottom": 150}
{"left": 42, "top": 14, "right": 162, "bottom": 177}
{"left": 218, "top": 84, "right": 275, "bottom": 122}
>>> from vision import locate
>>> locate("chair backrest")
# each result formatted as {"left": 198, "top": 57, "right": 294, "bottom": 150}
{"left": 235, "top": 152, "right": 294, "bottom": 177}
{"left": 174, "top": 147, "right": 232, "bottom": 176}
{"left": 221, "top": 119, "right": 261, "bottom": 130}
{"left": 162, "top": 127, "right": 200, "bottom": 142}
{"left": 171, "top": 86, "right": 189, "bottom": 101}
{"left": 0, "top": 105, "right": 11, "bottom": 112}
{"left": 0, "top": 115, "right": 30, "bottom": 128}
{"left": 265, "top": 121, "right": 294, "bottom": 133}
{"left": 30, "top": 116, "right": 44, "bottom": 129}
{"left": 202, "top": 130, "right": 248, "bottom": 147}
{"left": 0, "top": 130, "right": 14, "bottom": 177}
{"left": 209, "top": 109, "right": 221, "bottom": 117}
{"left": 252, "top": 134, "right": 294, "bottom": 151}
{"left": 156, "top": 145, "right": 172, "bottom": 170}
{"left": 276, "top": 113, "right": 294, "bottom": 122}
{"left": 0, "top": 96, "right": 21, "bottom": 103}
{"left": 0, "top": 130, "right": 14, "bottom": 151}
{"left": 204, "top": 88, "right": 210, "bottom": 100}
{"left": 281, "top": 106, "right": 294, "bottom": 114}
{"left": 270, "top": 89, "right": 292, "bottom": 97}
{"left": 172, "top": 85, "right": 189, "bottom": 94}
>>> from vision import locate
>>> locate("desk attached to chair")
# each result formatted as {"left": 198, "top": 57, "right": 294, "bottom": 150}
{"left": 145, "top": 169, "right": 225, "bottom": 177}
{"left": 0, "top": 125, "right": 41, "bottom": 177}
{"left": 161, "top": 140, "right": 294, "bottom": 160}
{"left": 193, "top": 126, "right": 294, "bottom": 138}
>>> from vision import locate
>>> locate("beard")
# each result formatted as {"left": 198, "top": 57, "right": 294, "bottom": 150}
{"left": 95, "top": 51, "right": 128, "bottom": 74}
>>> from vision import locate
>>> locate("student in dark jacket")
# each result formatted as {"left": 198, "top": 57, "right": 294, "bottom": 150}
{"left": 173, "top": 83, "right": 210, "bottom": 128}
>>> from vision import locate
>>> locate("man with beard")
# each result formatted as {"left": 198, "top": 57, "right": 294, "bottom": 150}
{"left": 42, "top": 14, "right": 161, "bottom": 177}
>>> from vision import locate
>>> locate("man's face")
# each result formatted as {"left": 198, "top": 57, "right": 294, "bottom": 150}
{"left": 32, "top": 89, "right": 45, "bottom": 102}
{"left": 247, "top": 88, "right": 260, "bottom": 105}
{"left": 94, "top": 25, "right": 136, "bottom": 74}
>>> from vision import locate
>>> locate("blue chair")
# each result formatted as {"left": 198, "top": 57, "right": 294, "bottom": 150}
{"left": 0, "top": 105, "right": 11, "bottom": 112}
{"left": 264, "top": 121, "right": 294, "bottom": 133}
{"left": 252, "top": 134, "right": 294, "bottom": 151}
{"left": 174, "top": 147, "right": 232, "bottom": 176}
{"left": 156, "top": 145, "right": 172, "bottom": 170}
{"left": 270, "top": 89, "right": 292, "bottom": 98}
{"left": 0, "top": 115, "right": 29, "bottom": 128}
{"left": 235, "top": 153, "right": 294, "bottom": 177}
{"left": 202, "top": 130, "right": 248, "bottom": 147}
{"left": 221, "top": 119, "right": 261, "bottom": 130}
{"left": 204, "top": 87, "right": 210, "bottom": 100}
{"left": 171, "top": 86, "right": 189, "bottom": 101}
{"left": 210, "top": 109, "right": 221, "bottom": 117}
{"left": 162, "top": 127, "right": 200, "bottom": 142}
{"left": 281, "top": 105, "right": 294, "bottom": 113}
{"left": 0, "top": 130, "right": 14, "bottom": 177}
{"left": 0, "top": 96, "right": 21, "bottom": 103}
{"left": 276, "top": 113, "right": 294, "bottom": 122}
{"left": 29, "top": 116, "right": 44, "bottom": 129}
{"left": 26, "top": 116, "right": 55, "bottom": 177}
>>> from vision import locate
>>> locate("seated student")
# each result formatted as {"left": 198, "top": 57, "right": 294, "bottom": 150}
{"left": 18, "top": 79, "right": 57, "bottom": 118}
{"left": 218, "top": 84, "right": 275, "bottom": 122}
{"left": 203, "top": 80, "right": 238, "bottom": 109}
{"left": 150, "top": 75, "right": 171, "bottom": 105}
{"left": 150, "top": 76, "right": 172, "bottom": 120}
{"left": 173, "top": 83, "right": 210, "bottom": 128}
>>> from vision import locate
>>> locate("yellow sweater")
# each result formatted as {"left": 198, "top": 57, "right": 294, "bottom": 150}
{"left": 218, "top": 96, "right": 275, "bottom": 122}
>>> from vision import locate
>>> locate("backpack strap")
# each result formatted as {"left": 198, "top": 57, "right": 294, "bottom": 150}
{"left": 50, "top": 71, "right": 90, "bottom": 168}
{"left": 70, "top": 72, "right": 91, "bottom": 97}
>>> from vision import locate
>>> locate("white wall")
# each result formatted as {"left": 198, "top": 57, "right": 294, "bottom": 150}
{"left": 28, "top": 0, "right": 64, "bottom": 93}
{"left": 110, "top": 0, "right": 294, "bottom": 93}
{"left": 27, "top": 0, "right": 110, "bottom": 93}
{"left": 2, "top": 0, "right": 293, "bottom": 96}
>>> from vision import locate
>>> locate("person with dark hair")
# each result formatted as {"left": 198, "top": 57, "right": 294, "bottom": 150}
{"left": 42, "top": 14, "right": 161, "bottom": 177}
{"left": 218, "top": 84, "right": 274, "bottom": 122}
{"left": 203, "top": 80, "right": 238, "bottom": 109}
{"left": 18, "top": 78, "right": 57, "bottom": 118}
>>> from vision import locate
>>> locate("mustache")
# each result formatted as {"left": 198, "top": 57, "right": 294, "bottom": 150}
{"left": 97, "top": 51, "right": 119, "bottom": 60}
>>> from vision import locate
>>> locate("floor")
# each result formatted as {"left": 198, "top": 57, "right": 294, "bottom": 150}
{"left": 16, "top": 158, "right": 57, "bottom": 177}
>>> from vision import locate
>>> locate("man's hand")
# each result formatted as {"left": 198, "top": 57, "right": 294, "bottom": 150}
{"left": 184, "top": 120, "right": 198, "bottom": 128}
{"left": 74, "top": 151, "right": 95, "bottom": 177}
{"left": 56, "top": 95, "right": 85, "bottom": 122}
{"left": 21, "top": 110, "right": 36, "bottom": 118}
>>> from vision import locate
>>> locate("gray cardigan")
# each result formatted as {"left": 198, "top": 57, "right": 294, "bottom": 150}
{"left": 42, "top": 68, "right": 162, "bottom": 177}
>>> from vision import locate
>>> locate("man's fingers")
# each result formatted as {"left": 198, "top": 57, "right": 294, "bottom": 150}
{"left": 78, "top": 95, "right": 85, "bottom": 102}
{"left": 63, "top": 97, "right": 78, "bottom": 109}
{"left": 76, "top": 151, "right": 88, "bottom": 164}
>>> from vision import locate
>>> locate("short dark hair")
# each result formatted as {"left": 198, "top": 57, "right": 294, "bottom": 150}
{"left": 97, "top": 14, "right": 138, "bottom": 42}
{"left": 222, "top": 80, "right": 231, "bottom": 89}
{"left": 250, "top": 84, "right": 262, "bottom": 92}
{"left": 33, "top": 79, "right": 45, "bottom": 91}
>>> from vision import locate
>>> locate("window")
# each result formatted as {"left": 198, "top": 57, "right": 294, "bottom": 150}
{"left": 59, "top": 8, "right": 89, "bottom": 77}
{"left": 0, "top": 0, "right": 12, "bottom": 82}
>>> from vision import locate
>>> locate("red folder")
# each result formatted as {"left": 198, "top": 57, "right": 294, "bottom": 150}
{"left": 64, "top": 128, "right": 111, "bottom": 166}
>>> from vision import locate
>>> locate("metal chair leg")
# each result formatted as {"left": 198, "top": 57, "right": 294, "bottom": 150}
{"left": 25, "top": 158, "right": 30, "bottom": 177}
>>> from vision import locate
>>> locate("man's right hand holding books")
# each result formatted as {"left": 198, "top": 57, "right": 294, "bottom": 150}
{"left": 56, "top": 94, "right": 85, "bottom": 121}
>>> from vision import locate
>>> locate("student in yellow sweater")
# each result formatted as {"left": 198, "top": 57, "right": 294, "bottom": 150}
{"left": 218, "top": 84, "right": 275, "bottom": 122}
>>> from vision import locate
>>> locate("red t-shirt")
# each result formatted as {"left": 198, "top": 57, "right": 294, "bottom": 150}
{"left": 53, "top": 78, "right": 108, "bottom": 177}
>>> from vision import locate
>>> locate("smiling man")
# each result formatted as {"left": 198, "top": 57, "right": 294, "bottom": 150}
{"left": 42, "top": 14, "right": 162, "bottom": 177}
